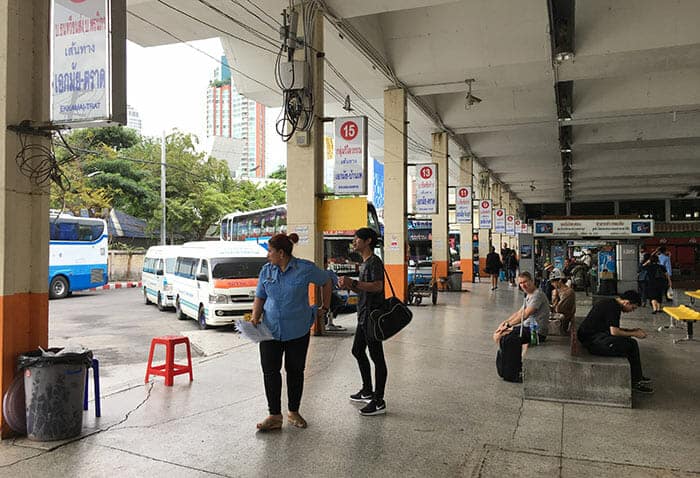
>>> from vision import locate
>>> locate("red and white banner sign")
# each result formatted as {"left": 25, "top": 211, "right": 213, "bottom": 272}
{"left": 514, "top": 218, "right": 522, "bottom": 234}
{"left": 415, "top": 164, "right": 438, "bottom": 214}
{"left": 494, "top": 208, "right": 506, "bottom": 233}
{"left": 506, "top": 214, "right": 515, "bottom": 235}
{"left": 455, "top": 186, "right": 471, "bottom": 223}
{"left": 521, "top": 221, "right": 528, "bottom": 234}
{"left": 333, "top": 116, "right": 368, "bottom": 195}
{"left": 479, "top": 199, "right": 492, "bottom": 229}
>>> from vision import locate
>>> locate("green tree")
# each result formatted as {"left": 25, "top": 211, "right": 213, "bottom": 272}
{"left": 268, "top": 165, "right": 287, "bottom": 180}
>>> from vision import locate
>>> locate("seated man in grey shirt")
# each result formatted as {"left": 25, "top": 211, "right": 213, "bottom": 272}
{"left": 494, "top": 271, "right": 550, "bottom": 345}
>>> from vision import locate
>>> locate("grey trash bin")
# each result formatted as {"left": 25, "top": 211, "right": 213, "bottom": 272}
{"left": 18, "top": 348, "right": 93, "bottom": 441}
{"left": 448, "top": 271, "right": 463, "bottom": 291}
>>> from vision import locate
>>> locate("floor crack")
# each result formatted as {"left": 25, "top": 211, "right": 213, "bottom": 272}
{"left": 510, "top": 397, "right": 525, "bottom": 443}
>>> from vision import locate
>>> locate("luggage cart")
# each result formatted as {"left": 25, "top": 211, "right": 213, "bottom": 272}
{"left": 407, "top": 261, "right": 438, "bottom": 306}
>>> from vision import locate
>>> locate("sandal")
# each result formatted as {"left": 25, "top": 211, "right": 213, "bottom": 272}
{"left": 287, "top": 412, "right": 307, "bottom": 429}
{"left": 256, "top": 415, "right": 283, "bottom": 431}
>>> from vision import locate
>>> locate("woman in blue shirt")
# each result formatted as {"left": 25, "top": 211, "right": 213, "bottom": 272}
{"left": 251, "top": 233, "right": 331, "bottom": 431}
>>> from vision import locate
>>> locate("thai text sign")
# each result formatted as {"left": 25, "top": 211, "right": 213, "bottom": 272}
{"left": 333, "top": 116, "right": 368, "bottom": 195}
{"left": 51, "top": 0, "right": 123, "bottom": 125}
{"left": 479, "top": 200, "right": 492, "bottom": 229}
{"left": 494, "top": 208, "right": 506, "bottom": 233}
{"left": 455, "top": 186, "right": 472, "bottom": 223}
{"left": 514, "top": 218, "right": 522, "bottom": 235}
{"left": 415, "top": 164, "right": 438, "bottom": 214}
{"left": 506, "top": 214, "right": 515, "bottom": 235}
{"left": 533, "top": 219, "right": 654, "bottom": 237}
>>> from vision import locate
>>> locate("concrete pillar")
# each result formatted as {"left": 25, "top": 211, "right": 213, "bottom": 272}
{"left": 286, "top": 8, "right": 324, "bottom": 333}
{"left": 431, "top": 132, "right": 449, "bottom": 282}
{"left": 383, "top": 88, "right": 408, "bottom": 300}
{"left": 458, "top": 157, "right": 474, "bottom": 282}
{"left": 478, "top": 172, "right": 491, "bottom": 277}
{"left": 0, "top": 0, "right": 51, "bottom": 437}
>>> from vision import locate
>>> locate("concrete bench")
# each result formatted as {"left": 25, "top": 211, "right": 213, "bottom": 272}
{"left": 522, "top": 337, "right": 631, "bottom": 408}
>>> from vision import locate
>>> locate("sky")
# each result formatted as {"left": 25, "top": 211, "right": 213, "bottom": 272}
{"left": 126, "top": 39, "right": 286, "bottom": 173}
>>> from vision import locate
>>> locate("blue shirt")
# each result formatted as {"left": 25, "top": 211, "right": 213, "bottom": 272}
{"left": 255, "top": 257, "right": 329, "bottom": 341}
{"left": 658, "top": 253, "right": 672, "bottom": 277}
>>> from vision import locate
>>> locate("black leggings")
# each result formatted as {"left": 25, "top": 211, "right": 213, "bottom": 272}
{"left": 583, "top": 333, "right": 644, "bottom": 383}
{"left": 259, "top": 333, "right": 310, "bottom": 415}
{"left": 352, "top": 324, "right": 387, "bottom": 400}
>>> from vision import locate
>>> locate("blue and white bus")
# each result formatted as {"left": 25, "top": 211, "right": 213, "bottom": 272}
{"left": 49, "top": 214, "right": 108, "bottom": 299}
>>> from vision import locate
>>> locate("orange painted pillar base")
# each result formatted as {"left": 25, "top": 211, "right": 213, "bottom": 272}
{"left": 460, "top": 259, "right": 473, "bottom": 282}
{"left": 384, "top": 263, "right": 407, "bottom": 301}
{"left": 433, "top": 261, "right": 449, "bottom": 290}
{"left": 1, "top": 293, "right": 49, "bottom": 438}
{"left": 479, "top": 258, "right": 487, "bottom": 276}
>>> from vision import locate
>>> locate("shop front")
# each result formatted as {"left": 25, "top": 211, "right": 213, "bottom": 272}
{"left": 532, "top": 219, "right": 654, "bottom": 295}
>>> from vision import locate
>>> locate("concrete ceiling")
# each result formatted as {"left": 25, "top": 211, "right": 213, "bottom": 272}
{"left": 127, "top": 0, "right": 700, "bottom": 204}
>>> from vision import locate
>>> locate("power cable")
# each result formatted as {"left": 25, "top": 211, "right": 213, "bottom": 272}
{"left": 193, "top": 0, "right": 279, "bottom": 47}
{"left": 153, "top": 0, "right": 279, "bottom": 54}
{"left": 127, "top": 10, "right": 280, "bottom": 97}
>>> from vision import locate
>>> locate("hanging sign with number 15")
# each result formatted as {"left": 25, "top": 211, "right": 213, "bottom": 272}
{"left": 333, "top": 116, "right": 368, "bottom": 195}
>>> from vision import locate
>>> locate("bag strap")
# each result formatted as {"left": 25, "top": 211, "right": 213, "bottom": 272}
{"left": 382, "top": 265, "right": 397, "bottom": 298}
{"left": 519, "top": 296, "right": 527, "bottom": 338}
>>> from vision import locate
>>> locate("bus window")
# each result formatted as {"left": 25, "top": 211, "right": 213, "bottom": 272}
{"left": 50, "top": 220, "right": 78, "bottom": 241}
{"left": 263, "top": 211, "right": 276, "bottom": 236}
{"left": 251, "top": 214, "right": 262, "bottom": 239}
{"left": 239, "top": 216, "right": 250, "bottom": 240}
{"left": 276, "top": 208, "right": 287, "bottom": 234}
{"left": 221, "top": 218, "right": 230, "bottom": 240}
{"left": 78, "top": 224, "right": 93, "bottom": 241}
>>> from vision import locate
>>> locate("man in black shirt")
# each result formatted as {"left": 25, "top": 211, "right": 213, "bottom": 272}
{"left": 577, "top": 290, "right": 653, "bottom": 393}
{"left": 338, "top": 227, "right": 387, "bottom": 416}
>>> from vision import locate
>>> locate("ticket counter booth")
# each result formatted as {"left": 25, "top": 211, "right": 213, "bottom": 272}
{"left": 532, "top": 219, "right": 655, "bottom": 295}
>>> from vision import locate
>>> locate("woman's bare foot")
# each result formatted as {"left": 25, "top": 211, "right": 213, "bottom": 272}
{"left": 256, "top": 414, "right": 283, "bottom": 431}
{"left": 287, "top": 411, "right": 307, "bottom": 428}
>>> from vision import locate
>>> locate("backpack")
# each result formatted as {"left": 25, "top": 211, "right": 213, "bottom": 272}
{"left": 496, "top": 330, "right": 522, "bottom": 382}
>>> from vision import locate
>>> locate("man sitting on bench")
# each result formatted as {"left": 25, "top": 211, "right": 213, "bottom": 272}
{"left": 577, "top": 290, "right": 653, "bottom": 394}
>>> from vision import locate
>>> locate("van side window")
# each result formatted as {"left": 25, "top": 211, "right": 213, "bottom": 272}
{"left": 176, "top": 257, "right": 197, "bottom": 279}
{"left": 200, "top": 260, "right": 209, "bottom": 279}
{"left": 157, "top": 259, "right": 164, "bottom": 275}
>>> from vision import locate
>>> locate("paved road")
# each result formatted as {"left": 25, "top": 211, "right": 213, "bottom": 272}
{"left": 49, "top": 288, "right": 213, "bottom": 369}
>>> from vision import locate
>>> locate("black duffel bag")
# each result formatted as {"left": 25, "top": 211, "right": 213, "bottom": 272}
{"left": 365, "top": 268, "right": 412, "bottom": 341}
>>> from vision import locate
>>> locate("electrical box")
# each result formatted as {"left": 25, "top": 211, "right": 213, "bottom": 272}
{"left": 295, "top": 131, "right": 310, "bottom": 147}
{"left": 280, "top": 61, "right": 306, "bottom": 90}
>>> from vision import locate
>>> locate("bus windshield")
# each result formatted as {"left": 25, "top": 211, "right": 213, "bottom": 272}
{"left": 211, "top": 258, "right": 268, "bottom": 279}
{"left": 325, "top": 239, "right": 361, "bottom": 275}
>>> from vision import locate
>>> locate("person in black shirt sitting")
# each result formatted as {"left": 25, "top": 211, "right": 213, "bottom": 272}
{"left": 577, "top": 290, "right": 653, "bottom": 394}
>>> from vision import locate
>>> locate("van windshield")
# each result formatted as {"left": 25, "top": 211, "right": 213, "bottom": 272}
{"left": 211, "top": 258, "right": 268, "bottom": 279}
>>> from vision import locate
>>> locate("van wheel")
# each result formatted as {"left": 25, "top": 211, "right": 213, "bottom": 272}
{"left": 198, "top": 305, "right": 210, "bottom": 330}
{"left": 157, "top": 293, "right": 165, "bottom": 311}
{"left": 175, "top": 298, "right": 187, "bottom": 320}
{"left": 144, "top": 288, "right": 152, "bottom": 305}
{"left": 50, "top": 276, "right": 69, "bottom": 300}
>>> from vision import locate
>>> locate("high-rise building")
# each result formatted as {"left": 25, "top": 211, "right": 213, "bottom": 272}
{"left": 126, "top": 105, "right": 142, "bottom": 134}
{"left": 206, "top": 56, "right": 265, "bottom": 178}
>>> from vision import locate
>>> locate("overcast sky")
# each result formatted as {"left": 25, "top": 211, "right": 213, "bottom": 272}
{"left": 126, "top": 38, "right": 286, "bottom": 173}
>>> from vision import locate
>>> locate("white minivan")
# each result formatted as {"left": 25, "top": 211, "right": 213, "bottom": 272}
{"left": 142, "top": 245, "right": 182, "bottom": 311}
{"left": 172, "top": 241, "right": 268, "bottom": 329}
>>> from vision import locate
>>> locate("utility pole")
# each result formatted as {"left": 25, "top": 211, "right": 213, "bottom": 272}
{"left": 161, "top": 131, "right": 167, "bottom": 245}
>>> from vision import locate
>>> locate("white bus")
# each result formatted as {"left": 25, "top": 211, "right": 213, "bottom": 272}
{"left": 142, "top": 245, "right": 182, "bottom": 311}
{"left": 171, "top": 241, "right": 268, "bottom": 329}
{"left": 49, "top": 214, "right": 108, "bottom": 299}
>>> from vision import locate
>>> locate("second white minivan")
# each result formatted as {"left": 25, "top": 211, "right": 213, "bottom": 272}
{"left": 171, "top": 241, "right": 268, "bottom": 329}
{"left": 142, "top": 245, "right": 183, "bottom": 311}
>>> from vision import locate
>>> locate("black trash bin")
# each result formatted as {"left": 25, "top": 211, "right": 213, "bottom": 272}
{"left": 18, "top": 348, "right": 93, "bottom": 441}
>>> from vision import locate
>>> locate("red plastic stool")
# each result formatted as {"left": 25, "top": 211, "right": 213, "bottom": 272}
{"left": 145, "top": 335, "right": 193, "bottom": 386}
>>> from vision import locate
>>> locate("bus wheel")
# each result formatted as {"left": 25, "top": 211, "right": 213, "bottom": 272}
{"left": 198, "top": 305, "right": 210, "bottom": 330}
{"left": 50, "top": 276, "right": 69, "bottom": 300}
{"left": 175, "top": 298, "right": 187, "bottom": 320}
{"left": 157, "top": 293, "right": 165, "bottom": 311}
{"left": 144, "top": 288, "right": 152, "bottom": 305}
